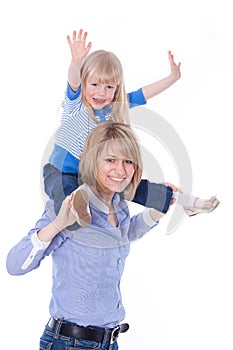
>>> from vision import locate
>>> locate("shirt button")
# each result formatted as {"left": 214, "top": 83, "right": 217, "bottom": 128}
{"left": 118, "top": 258, "right": 122, "bottom": 264}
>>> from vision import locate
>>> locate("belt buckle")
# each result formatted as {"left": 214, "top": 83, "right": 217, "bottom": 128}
{"left": 110, "top": 325, "right": 120, "bottom": 344}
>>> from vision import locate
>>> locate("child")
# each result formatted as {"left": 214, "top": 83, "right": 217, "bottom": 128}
{"left": 43, "top": 29, "right": 219, "bottom": 227}
{"left": 7, "top": 122, "right": 168, "bottom": 350}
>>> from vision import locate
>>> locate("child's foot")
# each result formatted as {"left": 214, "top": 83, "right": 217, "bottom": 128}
{"left": 71, "top": 185, "right": 92, "bottom": 227}
{"left": 184, "top": 196, "right": 220, "bottom": 216}
{"left": 184, "top": 196, "right": 220, "bottom": 217}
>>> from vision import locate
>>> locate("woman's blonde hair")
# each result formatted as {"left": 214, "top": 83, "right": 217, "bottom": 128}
{"left": 79, "top": 121, "right": 142, "bottom": 200}
{"left": 80, "top": 50, "right": 130, "bottom": 124}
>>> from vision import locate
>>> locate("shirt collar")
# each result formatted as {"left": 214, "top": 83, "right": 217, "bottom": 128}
{"left": 84, "top": 184, "right": 120, "bottom": 214}
{"left": 93, "top": 105, "right": 112, "bottom": 122}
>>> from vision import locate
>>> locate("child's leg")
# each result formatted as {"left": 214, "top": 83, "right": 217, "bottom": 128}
{"left": 172, "top": 192, "right": 220, "bottom": 216}
{"left": 43, "top": 163, "right": 79, "bottom": 213}
{"left": 172, "top": 192, "right": 206, "bottom": 207}
{"left": 133, "top": 179, "right": 173, "bottom": 213}
{"left": 132, "top": 179, "right": 220, "bottom": 216}
{"left": 43, "top": 163, "right": 81, "bottom": 230}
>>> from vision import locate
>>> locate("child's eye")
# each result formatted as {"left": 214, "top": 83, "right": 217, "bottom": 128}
{"left": 91, "top": 83, "right": 98, "bottom": 87}
{"left": 106, "top": 158, "right": 114, "bottom": 163}
{"left": 125, "top": 160, "right": 133, "bottom": 164}
{"left": 106, "top": 85, "right": 115, "bottom": 90}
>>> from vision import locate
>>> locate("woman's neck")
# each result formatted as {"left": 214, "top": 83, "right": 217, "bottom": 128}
{"left": 89, "top": 186, "right": 114, "bottom": 208}
{"left": 89, "top": 186, "right": 118, "bottom": 227}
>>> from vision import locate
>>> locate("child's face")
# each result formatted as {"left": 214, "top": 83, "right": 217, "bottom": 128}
{"left": 96, "top": 142, "right": 135, "bottom": 199}
{"left": 85, "top": 76, "right": 117, "bottom": 110}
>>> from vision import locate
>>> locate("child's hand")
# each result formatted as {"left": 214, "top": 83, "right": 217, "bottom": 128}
{"left": 67, "top": 29, "right": 92, "bottom": 62}
{"left": 168, "top": 51, "right": 181, "bottom": 81}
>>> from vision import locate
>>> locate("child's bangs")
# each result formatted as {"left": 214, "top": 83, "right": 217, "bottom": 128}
{"left": 91, "top": 57, "right": 121, "bottom": 85}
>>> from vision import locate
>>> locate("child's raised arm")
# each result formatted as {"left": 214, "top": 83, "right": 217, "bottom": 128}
{"left": 142, "top": 50, "right": 181, "bottom": 100}
{"left": 67, "top": 29, "right": 92, "bottom": 92}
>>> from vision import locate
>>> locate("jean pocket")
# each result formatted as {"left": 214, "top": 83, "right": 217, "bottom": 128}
{"left": 73, "top": 338, "right": 100, "bottom": 349}
{"left": 39, "top": 338, "right": 53, "bottom": 350}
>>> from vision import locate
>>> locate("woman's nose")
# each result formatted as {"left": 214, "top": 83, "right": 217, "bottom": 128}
{"left": 115, "top": 161, "right": 126, "bottom": 175}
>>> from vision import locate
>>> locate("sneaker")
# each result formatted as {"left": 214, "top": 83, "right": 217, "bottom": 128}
{"left": 184, "top": 196, "right": 220, "bottom": 217}
{"left": 71, "top": 185, "right": 92, "bottom": 227}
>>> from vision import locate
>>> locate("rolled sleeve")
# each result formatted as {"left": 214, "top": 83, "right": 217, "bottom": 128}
{"left": 127, "top": 88, "right": 147, "bottom": 108}
{"left": 66, "top": 83, "right": 81, "bottom": 101}
{"left": 142, "top": 208, "right": 160, "bottom": 226}
{"left": 21, "top": 232, "right": 51, "bottom": 270}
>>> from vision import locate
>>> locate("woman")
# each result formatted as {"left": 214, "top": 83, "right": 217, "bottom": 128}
{"left": 6, "top": 121, "right": 167, "bottom": 350}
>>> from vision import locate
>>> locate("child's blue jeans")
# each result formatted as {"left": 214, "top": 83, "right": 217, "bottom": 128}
{"left": 43, "top": 163, "right": 173, "bottom": 216}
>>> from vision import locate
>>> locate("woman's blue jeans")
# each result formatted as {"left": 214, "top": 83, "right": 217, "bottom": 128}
{"left": 40, "top": 323, "right": 119, "bottom": 350}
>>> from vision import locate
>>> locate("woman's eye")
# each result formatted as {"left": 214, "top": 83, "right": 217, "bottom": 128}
{"left": 106, "top": 158, "right": 114, "bottom": 163}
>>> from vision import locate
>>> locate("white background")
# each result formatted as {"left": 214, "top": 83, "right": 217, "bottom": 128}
{"left": 0, "top": 0, "right": 232, "bottom": 349}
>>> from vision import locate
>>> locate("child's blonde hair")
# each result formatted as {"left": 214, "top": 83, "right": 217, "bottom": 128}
{"left": 79, "top": 121, "right": 142, "bottom": 200}
{"left": 80, "top": 50, "right": 130, "bottom": 124}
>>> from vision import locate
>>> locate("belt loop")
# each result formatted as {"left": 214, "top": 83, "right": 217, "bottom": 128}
{"left": 54, "top": 318, "right": 63, "bottom": 335}
{"left": 101, "top": 328, "right": 111, "bottom": 348}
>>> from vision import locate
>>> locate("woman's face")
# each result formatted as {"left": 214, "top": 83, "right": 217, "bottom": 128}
{"left": 96, "top": 142, "right": 135, "bottom": 199}
{"left": 85, "top": 76, "right": 117, "bottom": 109}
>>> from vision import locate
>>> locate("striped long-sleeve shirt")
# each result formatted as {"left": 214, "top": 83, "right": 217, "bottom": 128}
{"left": 49, "top": 84, "right": 146, "bottom": 173}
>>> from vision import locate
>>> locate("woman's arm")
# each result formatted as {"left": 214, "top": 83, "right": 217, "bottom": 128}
{"left": 37, "top": 196, "right": 75, "bottom": 242}
{"left": 6, "top": 197, "right": 76, "bottom": 275}
{"left": 126, "top": 208, "right": 162, "bottom": 242}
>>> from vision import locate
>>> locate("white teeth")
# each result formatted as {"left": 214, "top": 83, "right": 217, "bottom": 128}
{"left": 94, "top": 98, "right": 105, "bottom": 103}
{"left": 110, "top": 177, "right": 125, "bottom": 182}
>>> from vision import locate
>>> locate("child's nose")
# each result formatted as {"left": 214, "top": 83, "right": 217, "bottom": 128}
{"left": 98, "top": 85, "right": 106, "bottom": 95}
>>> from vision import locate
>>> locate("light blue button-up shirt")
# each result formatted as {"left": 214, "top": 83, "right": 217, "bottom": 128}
{"left": 6, "top": 185, "right": 158, "bottom": 328}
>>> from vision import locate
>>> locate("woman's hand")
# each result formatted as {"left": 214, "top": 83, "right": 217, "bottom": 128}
{"left": 163, "top": 182, "right": 182, "bottom": 206}
{"left": 53, "top": 196, "right": 76, "bottom": 231}
{"left": 149, "top": 209, "right": 164, "bottom": 222}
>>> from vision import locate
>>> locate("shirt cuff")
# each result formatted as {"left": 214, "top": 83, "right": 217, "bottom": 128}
{"left": 127, "top": 87, "right": 147, "bottom": 107}
{"left": 21, "top": 232, "right": 51, "bottom": 270}
{"left": 66, "top": 83, "right": 81, "bottom": 100}
{"left": 31, "top": 231, "right": 51, "bottom": 249}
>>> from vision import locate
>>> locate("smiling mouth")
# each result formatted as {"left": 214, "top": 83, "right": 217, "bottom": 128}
{"left": 93, "top": 98, "right": 106, "bottom": 104}
{"left": 109, "top": 176, "right": 126, "bottom": 183}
